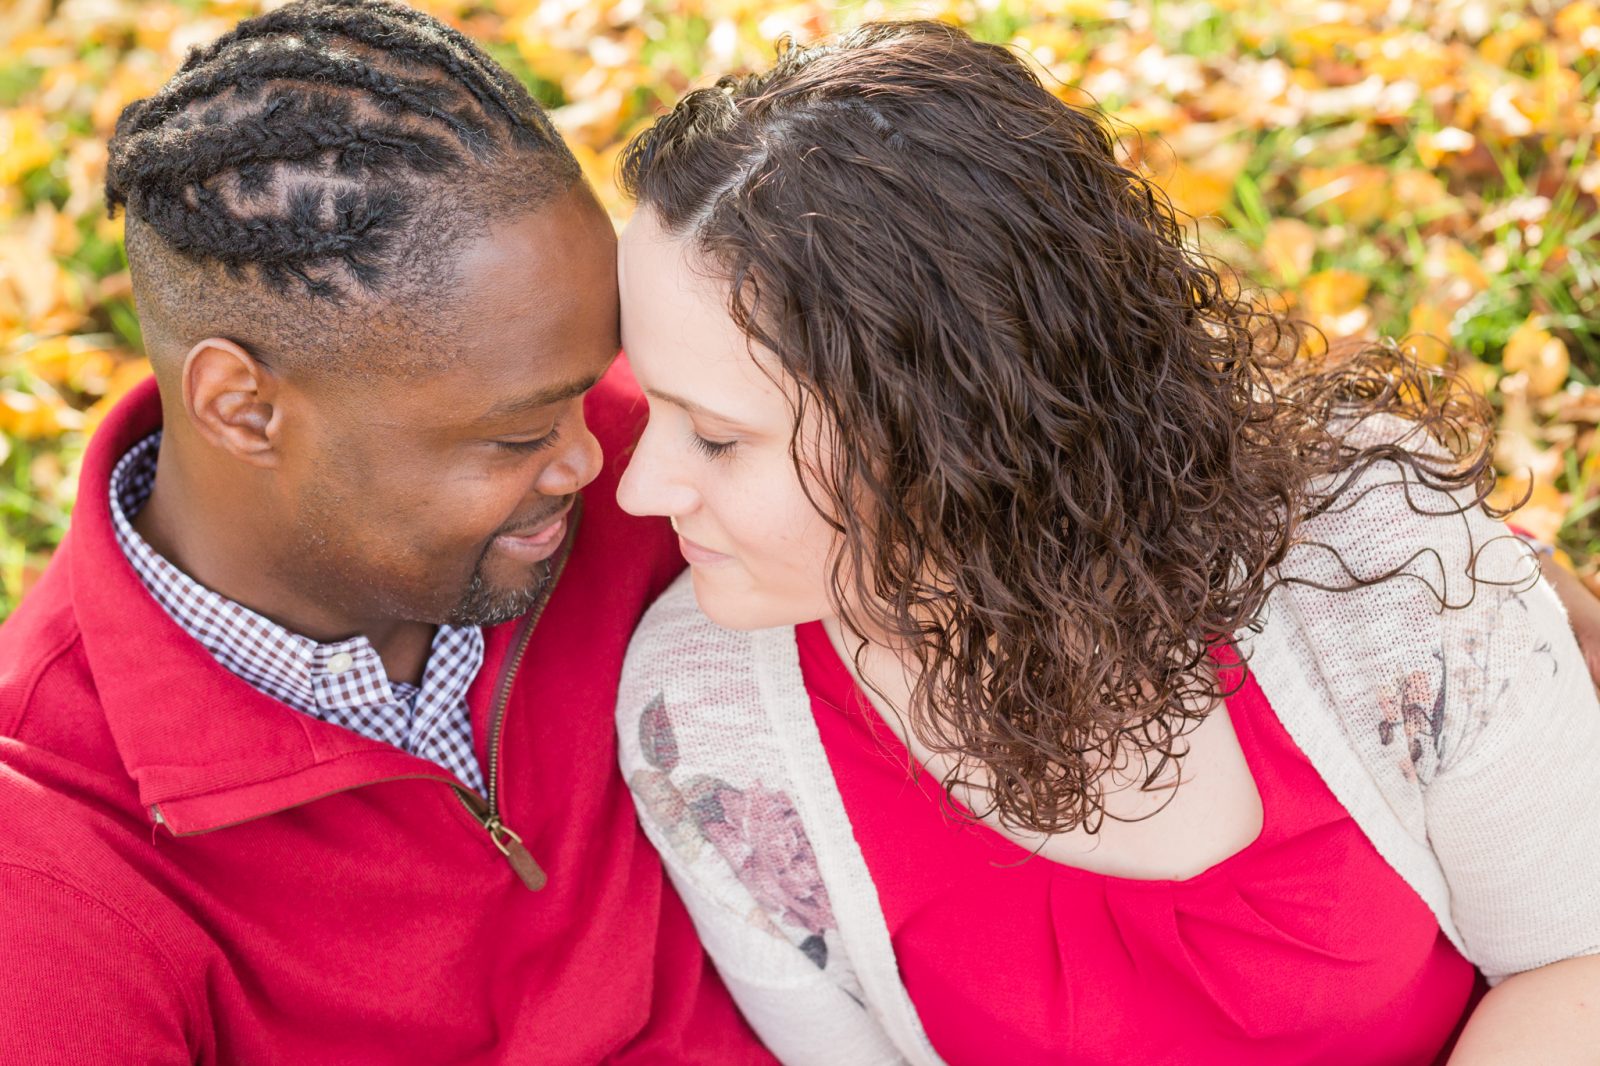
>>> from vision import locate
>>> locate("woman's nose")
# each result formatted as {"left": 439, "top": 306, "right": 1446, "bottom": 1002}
{"left": 616, "top": 426, "right": 694, "bottom": 519}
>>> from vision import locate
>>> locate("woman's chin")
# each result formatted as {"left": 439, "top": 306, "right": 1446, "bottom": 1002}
{"left": 688, "top": 567, "right": 824, "bottom": 633}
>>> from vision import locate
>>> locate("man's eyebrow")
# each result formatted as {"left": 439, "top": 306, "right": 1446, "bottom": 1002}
{"left": 644, "top": 388, "right": 744, "bottom": 425}
{"left": 479, "top": 373, "right": 606, "bottom": 420}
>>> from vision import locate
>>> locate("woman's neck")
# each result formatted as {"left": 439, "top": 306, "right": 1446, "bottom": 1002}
{"left": 813, "top": 612, "right": 1258, "bottom": 880}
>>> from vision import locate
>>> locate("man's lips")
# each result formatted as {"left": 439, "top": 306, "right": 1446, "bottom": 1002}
{"left": 493, "top": 505, "right": 572, "bottom": 563}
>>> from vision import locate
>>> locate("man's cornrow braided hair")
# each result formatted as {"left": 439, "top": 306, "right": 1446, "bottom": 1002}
{"left": 105, "top": 0, "right": 578, "bottom": 301}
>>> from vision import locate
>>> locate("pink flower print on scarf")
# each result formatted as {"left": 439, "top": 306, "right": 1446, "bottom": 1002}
{"left": 635, "top": 691, "right": 837, "bottom": 968}
{"left": 685, "top": 778, "right": 837, "bottom": 948}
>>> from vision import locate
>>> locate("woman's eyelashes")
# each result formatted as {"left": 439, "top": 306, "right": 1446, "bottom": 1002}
{"left": 691, "top": 432, "right": 739, "bottom": 461}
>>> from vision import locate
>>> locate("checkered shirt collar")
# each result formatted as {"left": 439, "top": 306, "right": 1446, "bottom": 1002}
{"left": 108, "top": 432, "right": 486, "bottom": 793}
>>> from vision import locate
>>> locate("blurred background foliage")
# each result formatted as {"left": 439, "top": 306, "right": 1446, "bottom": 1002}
{"left": 1, "top": 0, "right": 1598, "bottom": 618}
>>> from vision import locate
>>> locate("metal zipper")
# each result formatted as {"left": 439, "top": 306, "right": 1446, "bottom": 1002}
{"left": 450, "top": 496, "right": 582, "bottom": 891}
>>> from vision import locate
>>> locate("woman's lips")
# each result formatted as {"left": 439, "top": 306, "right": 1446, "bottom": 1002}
{"left": 677, "top": 533, "right": 732, "bottom": 567}
{"left": 493, "top": 509, "right": 570, "bottom": 563}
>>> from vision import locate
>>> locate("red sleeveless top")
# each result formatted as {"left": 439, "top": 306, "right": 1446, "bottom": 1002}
{"left": 797, "top": 622, "right": 1481, "bottom": 1064}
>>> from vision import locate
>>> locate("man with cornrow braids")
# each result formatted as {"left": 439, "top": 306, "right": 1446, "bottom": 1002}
{"left": 0, "top": 2, "right": 773, "bottom": 1062}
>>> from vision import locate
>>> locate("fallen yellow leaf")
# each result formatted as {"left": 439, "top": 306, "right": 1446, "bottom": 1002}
{"left": 1299, "top": 269, "right": 1370, "bottom": 317}
{"left": 1392, "top": 169, "right": 1451, "bottom": 213}
{"left": 0, "top": 389, "right": 84, "bottom": 440}
{"left": 1154, "top": 141, "right": 1251, "bottom": 219}
{"left": 1296, "top": 164, "right": 1390, "bottom": 226}
{"left": 1557, "top": 2, "right": 1600, "bottom": 52}
{"left": 1458, "top": 359, "right": 1501, "bottom": 397}
{"left": 1503, "top": 317, "right": 1571, "bottom": 399}
{"left": 0, "top": 107, "right": 56, "bottom": 187}
{"left": 1261, "top": 218, "right": 1317, "bottom": 282}
{"left": 1479, "top": 16, "right": 1544, "bottom": 70}
{"left": 83, "top": 359, "right": 154, "bottom": 439}
{"left": 1415, "top": 127, "right": 1475, "bottom": 169}
{"left": 1407, "top": 300, "right": 1453, "bottom": 342}
{"left": 22, "top": 335, "right": 118, "bottom": 393}
{"left": 1404, "top": 301, "right": 1454, "bottom": 366}
{"left": 1488, "top": 472, "right": 1568, "bottom": 543}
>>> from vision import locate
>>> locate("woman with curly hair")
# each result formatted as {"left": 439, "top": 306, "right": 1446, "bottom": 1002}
{"left": 611, "top": 20, "right": 1600, "bottom": 1064}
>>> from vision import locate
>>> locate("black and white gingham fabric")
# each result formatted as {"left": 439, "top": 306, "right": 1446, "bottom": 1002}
{"left": 110, "top": 433, "right": 486, "bottom": 793}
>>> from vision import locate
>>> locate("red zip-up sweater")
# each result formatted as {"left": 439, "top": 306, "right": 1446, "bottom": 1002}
{"left": 0, "top": 369, "right": 773, "bottom": 1065}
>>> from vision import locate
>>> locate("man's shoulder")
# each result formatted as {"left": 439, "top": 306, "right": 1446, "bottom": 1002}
{"left": 0, "top": 549, "right": 163, "bottom": 898}
{"left": 0, "top": 596, "right": 205, "bottom": 984}
{"left": 0, "top": 749, "right": 146, "bottom": 896}
{"left": 0, "top": 551, "right": 89, "bottom": 739}
{"left": 0, "top": 747, "right": 205, "bottom": 1046}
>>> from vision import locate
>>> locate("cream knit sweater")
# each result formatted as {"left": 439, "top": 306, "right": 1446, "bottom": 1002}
{"left": 617, "top": 461, "right": 1600, "bottom": 1066}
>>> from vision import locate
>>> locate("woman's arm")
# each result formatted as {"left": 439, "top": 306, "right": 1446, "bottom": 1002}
{"left": 1540, "top": 557, "right": 1600, "bottom": 689}
{"left": 1420, "top": 569, "right": 1600, "bottom": 1031}
{"left": 1448, "top": 954, "right": 1600, "bottom": 1064}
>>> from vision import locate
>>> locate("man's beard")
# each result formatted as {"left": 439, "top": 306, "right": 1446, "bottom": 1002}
{"left": 445, "top": 553, "right": 552, "bottom": 627}
{"left": 444, "top": 496, "right": 576, "bottom": 627}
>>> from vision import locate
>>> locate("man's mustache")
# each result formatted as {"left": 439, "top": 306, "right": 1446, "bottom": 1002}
{"left": 493, "top": 496, "right": 576, "bottom": 539}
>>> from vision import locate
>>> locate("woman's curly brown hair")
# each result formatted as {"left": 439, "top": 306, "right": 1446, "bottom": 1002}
{"left": 620, "top": 19, "right": 1499, "bottom": 836}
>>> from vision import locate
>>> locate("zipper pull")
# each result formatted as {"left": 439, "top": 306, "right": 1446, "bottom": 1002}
{"left": 485, "top": 817, "right": 546, "bottom": 891}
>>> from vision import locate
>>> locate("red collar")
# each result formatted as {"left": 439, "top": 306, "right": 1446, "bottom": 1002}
{"left": 70, "top": 378, "right": 518, "bottom": 834}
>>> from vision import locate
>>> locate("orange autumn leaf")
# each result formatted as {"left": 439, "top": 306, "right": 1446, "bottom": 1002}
{"left": 1407, "top": 300, "right": 1452, "bottom": 341}
{"left": 81, "top": 358, "right": 154, "bottom": 439}
{"left": 1415, "top": 127, "right": 1474, "bottom": 169}
{"left": 1502, "top": 318, "right": 1571, "bottom": 399}
{"left": 1478, "top": 17, "right": 1545, "bottom": 70}
{"left": 1391, "top": 169, "right": 1451, "bottom": 213}
{"left": 0, "top": 107, "right": 56, "bottom": 186}
{"left": 1295, "top": 164, "right": 1390, "bottom": 226}
{"left": 90, "top": 62, "right": 167, "bottom": 133}
{"left": 0, "top": 389, "right": 84, "bottom": 440}
{"left": 1458, "top": 359, "right": 1500, "bottom": 397}
{"left": 1261, "top": 218, "right": 1317, "bottom": 282}
{"left": 1153, "top": 141, "right": 1251, "bottom": 220}
{"left": 1403, "top": 301, "right": 1453, "bottom": 366}
{"left": 1285, "top": 21, "right": 1369, "bottom": 60}
{"left": 1487, "top": 471, "right": 1569, "bottom": 544}
{"left": 22, "top": 335, "right": 119, "bottom": 394}
{"left": 1293, "top": 269, "right": 1372, "bottom": 348}
{"left": 1299, "top": 269, "right": 1369, "bottom": 317}
{"left": 1557, "top": 2, "right": 1600, "bottom": 52}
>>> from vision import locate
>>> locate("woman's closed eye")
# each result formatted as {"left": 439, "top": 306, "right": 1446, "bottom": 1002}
{"left": 691, "top": 432, "right": 739, "bottom": 461}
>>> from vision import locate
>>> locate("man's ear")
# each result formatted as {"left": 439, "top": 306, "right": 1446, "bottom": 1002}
{"left": 180, "top": 338, "right": 282, "bottom": 466}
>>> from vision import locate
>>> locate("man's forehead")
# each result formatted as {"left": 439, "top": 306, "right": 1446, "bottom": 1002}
{"left": 353, "top": 188, "right": 619, "bottom": 420}
{"left": 453, "top": 194, "right": 616, "bottom": 288}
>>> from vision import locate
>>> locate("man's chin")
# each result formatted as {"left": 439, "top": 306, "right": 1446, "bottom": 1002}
{"left": 445, "top": 562, "right": 550, "bottom": 627}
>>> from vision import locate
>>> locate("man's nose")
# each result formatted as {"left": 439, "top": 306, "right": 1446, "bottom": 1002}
{"left": 536, "top": 422, "right": 603, "bottom": 498}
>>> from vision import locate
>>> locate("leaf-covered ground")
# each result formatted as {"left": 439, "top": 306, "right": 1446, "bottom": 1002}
{"left": 2, "top": 0, "right": 1597, "bottom": 617}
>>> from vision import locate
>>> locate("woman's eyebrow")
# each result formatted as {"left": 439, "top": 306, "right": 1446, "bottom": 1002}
{"left": 644, "top": 387, "right": 746, "bottom": 426}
